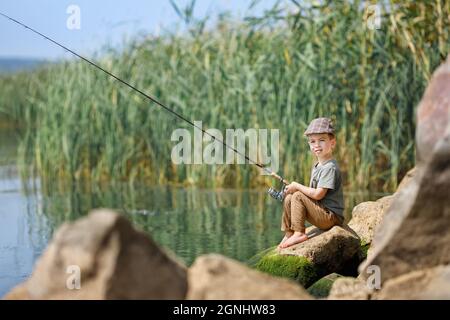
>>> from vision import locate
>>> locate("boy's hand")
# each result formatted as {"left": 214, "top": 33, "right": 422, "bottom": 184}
{"left": 284, "top": 182, "right": 300, "bottom": 195}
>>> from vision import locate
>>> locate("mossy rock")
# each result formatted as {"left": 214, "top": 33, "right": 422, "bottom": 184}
{"left": 254, "top": 249, "right": 319, "bottom": 288}
{"left": 307, "top": 273, "right": 342, "bottom": 298}
{"left": 246, "top": 246, "right": 277, "bottom": 268}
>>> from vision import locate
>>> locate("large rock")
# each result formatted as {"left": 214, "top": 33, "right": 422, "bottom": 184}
{"left": 375, "top": 265, "right": 450, "bottom": 300}
{"left": 3, "top": 209, "right": 187, "bottom": 299}
{"left": 254, "top": 225, "right": 361, "bottom": 287}
{"left": 187, "top": 254, "right": 312, "bottom": 300}
{"left": 279, "top": 225, "right": 361, "bottom": 272}
{"left": 359, "top": 60, "right": 450, "bottom": 284}
{"left": 416, "top": 55, "right": 450, "bottom": 163}
{"left": 347, "top": 169, "right": 416, "bottom": 263}
{"left": 360, "top": 136, "right": 450, "bottom": 283}
{"left": 348, "top": 195, "right": 394, "bottom": 245}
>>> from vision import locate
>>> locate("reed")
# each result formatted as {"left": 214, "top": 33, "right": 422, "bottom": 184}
{"left": 1, "top": 0, "right": 448, "bottom": 192}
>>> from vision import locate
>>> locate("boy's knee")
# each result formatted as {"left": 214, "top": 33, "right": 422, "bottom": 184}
{"left": 292, "top": 191, "right": 306, "bottom": 202}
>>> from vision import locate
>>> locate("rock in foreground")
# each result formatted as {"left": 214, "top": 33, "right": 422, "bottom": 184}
{"left": 416, "top": 55, "right": 450, "bottom": 163}
{"left": 360, "top": 56, "right": 450, "bottom": 285}
{"left": 359, "top": 126, "right": 450, "bottom": 283}
{"left": 4, "top": 209, "right": 188, "bottom": 299}
{"left": 375, "top": 265, "right": 450, "bottom": 300}
{"left": 187, "top": 254, "right": 312, "bottom": 300}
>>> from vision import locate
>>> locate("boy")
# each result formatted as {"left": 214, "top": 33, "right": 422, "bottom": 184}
{"left": 277, "top": 117, "right": 345, "bottom": 249}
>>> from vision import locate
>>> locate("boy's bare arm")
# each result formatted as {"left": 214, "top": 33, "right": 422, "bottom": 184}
{"left": 285, "top": 182, "right": 328, "bottom": 200}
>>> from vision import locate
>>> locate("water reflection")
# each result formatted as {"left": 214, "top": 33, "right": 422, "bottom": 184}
{"left": 0, "top": 169, "right": 50, "bottom": 297}
{"left": 34, "top": 184, "right": 284, "bottom": 266}
{"left": 24, "top": 182, "right": 389, "bottom": 266}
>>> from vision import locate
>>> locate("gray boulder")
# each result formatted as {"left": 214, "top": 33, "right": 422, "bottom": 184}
{"left": 4, "top": 209, "right": 188, "bottom": 299}
{"left": 359, "top": 57, "right": 450, "bottom": 284}
{"left": 187, "top": 254, "right": 312, "bottom": 300}
{"left": 375, "top": 265, "right": 450, "bottom": 300}
{"left": 416, "top": 55, "right": 450, "bottom": 163}
{"left": 348, "top": 195, "right": 394, "bottom": 245}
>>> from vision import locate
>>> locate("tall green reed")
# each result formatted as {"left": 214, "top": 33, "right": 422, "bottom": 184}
{"left": 0, "top": 0, "right": 448, "bottom": 193}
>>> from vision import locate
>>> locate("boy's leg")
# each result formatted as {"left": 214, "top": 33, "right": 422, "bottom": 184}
{"left": 279, "top": 194, "right": 294, "bottom": 247}
{"left": 281, "top": 194, "right": 293, "bottom": 232}
{"left": 280, "top": 191, "right": 341, "bottom": 248}
{"left": 279, "top": 192, "right": 309, "bottom": 248}
{"left": 291, "top": 191, "right": 342, "bottom": 230}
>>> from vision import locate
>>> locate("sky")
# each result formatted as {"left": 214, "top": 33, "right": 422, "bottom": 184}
{"left": 0, "top": 0, "right": 280, "bottom": 60}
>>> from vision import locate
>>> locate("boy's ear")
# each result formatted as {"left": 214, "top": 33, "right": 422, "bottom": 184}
{"left": 330, "top": 135, "right": 336, "bottom": 148}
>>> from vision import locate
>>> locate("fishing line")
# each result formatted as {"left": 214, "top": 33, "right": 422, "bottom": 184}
{"left": 0, "top": 11, "right": 285, "bottom": 180}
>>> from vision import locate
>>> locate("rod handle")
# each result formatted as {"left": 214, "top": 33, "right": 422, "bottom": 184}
{"left": 271, "top": 172, "right": 289, "bottom": 185}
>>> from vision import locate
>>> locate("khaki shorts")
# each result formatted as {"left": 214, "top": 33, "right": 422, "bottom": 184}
{"left": 281, "top": 191, "right": 343, "bottom": 233}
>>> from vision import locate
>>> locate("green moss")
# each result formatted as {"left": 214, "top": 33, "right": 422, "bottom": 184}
{"left": 307, "top": 273, "right": 342, "bottom": 298}
{"left": 246, "top": 246, "right": 277, "bottom": 268}
{"left": 254, "top": 249, "right": 319, "bottom": 287}
{"left": 360, "top": 240, "right": 370, "bottom": 260}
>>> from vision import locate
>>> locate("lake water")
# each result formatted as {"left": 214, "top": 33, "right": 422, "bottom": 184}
{"left": 0, "top": 129, "right": 388, "bottom": 297}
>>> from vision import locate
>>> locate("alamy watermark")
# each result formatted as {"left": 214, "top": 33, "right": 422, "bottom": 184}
{"left": 66, "top": 4, "right": 81, "bottom": 30}
{"left": 66, "top": 265, "right": 81, "bottom": 290}
{"left": 330, "top": 264, "right": 381, "bottom": 297}
{"left": 366, "top": 264, "right": 381, "bottom": 290}
{"left": 170, "top": 121, "right": 279, "bottom": 174}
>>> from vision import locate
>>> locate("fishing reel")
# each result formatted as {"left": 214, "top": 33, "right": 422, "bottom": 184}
{"left": 267, "top": 173, "right": 288, "bottom": 202}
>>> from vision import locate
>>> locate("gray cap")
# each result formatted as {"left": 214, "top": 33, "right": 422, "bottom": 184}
{"left": 304, "top": 117, "right": 335, "bottom": 136}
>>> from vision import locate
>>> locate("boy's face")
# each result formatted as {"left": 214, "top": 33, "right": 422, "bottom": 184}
{"left": 307, "top": 133, "right": 336, "bottom": 157}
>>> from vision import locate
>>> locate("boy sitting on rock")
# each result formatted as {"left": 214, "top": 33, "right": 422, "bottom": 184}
{"left": 277, "top": 117, "right": 345, "bottom": 249}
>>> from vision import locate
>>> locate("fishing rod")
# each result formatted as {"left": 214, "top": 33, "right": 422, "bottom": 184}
{"left": 0, "top": 11, "right": 289, "bottom": 200}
